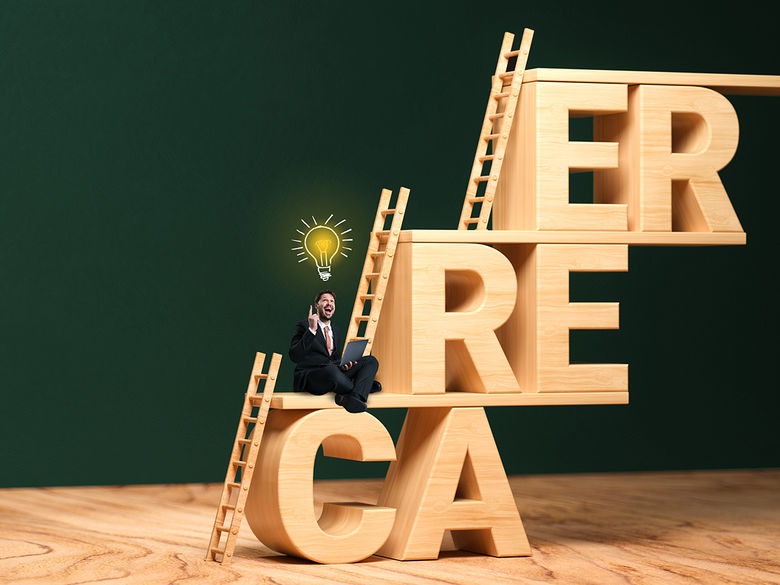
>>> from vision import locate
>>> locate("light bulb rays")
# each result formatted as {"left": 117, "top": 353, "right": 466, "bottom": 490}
{"left": 291, "top": 215, "right": 352, "bottom": 280}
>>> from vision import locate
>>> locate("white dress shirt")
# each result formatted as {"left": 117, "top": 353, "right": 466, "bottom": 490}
{"left": 310, "top": 320, "right": 334, "bottom": 354}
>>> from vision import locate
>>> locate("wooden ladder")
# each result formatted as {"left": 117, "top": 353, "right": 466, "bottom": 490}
{"left": 205, "top": 351, "right": 283, "bottom": 564}
{"left": 458, "top": 29, "right": 534, "bottom": 230}
{"left": 345, "top": 187, "right": 410, "bottom": 355}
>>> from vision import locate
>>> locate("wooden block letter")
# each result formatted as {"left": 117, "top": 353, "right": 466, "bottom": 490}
{"left": 494, "top": 81, "right": 628, "bottom": 230}
{"left": 244, "top": 409, "right": 396, "bottom": 564}
{"left": 375, "top": 242, "right": 520, "bottom": 393}
{"left": 636, "top": 85, "right": 741, "bottom": 232}
{"left": 598, "top": 85, "right": 742, "bottom": 232}
{"left": 413, "top": 243, "right": 519, "bottom": 393}
{"left": 377, "top": 407, "right": 530, "bottom": 560}
{"left": 536, "top": 244, "right": 628, "bottom": 392}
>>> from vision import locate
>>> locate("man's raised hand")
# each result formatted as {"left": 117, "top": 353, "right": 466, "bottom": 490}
{"left": 308, "top": 305, "right": 319, "bottom": 331}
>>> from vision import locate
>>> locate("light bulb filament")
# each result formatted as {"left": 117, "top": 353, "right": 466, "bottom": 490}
{"left": 316, "top": 240, "right": 329, "bottom": 265}
{"left": 293, "top": 215, "right": 352, "bottom": 282}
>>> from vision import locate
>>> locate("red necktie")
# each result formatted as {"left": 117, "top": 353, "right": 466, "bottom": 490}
{"left": 325, "top": 325, "right": 332, "bottom": 355}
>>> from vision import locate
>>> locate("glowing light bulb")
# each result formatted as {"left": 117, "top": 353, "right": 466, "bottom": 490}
{"left": 305, "top": 225, "right": 340, "bottom": 281}
{"left": 291, "top": 215, "right": 354, "bottom": 280}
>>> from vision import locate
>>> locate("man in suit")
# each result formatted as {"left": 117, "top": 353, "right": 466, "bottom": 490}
{"left": 289, "top": 290, "right": 380, "bottom": 413}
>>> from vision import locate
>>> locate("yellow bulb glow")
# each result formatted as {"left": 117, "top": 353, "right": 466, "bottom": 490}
{"left": 304, "top": 226, "right": 341, "bottom": 281}
{"left": 291, "top": 215, "right": 353, "bottom": 278}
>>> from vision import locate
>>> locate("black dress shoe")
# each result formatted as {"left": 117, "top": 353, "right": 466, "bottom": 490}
{"left": 336, "top": 392, "right": 367, "bottom": 413}
{"left": 370, "top": 380, "right": 382, "bottom": 394}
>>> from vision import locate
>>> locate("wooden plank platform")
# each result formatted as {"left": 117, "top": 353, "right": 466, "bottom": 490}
{"left": 523, "top": 68, "right": 780, "bottom": 95}
{"left": 1, "top": 469, "right": 778, "bottom": 584}
{"left": 397, "top": 230, "right": 747, "bottom": 246}
{"left": 268, "top": 391, "right": 629, "bottom": 409}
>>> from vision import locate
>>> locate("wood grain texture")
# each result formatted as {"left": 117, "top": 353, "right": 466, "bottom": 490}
{"left": 244, "top": 410, "right": 396, "bottom": 564}
{"left": 495, "top": 80, "right": 743, "bottom": 235}
{"left": 508, "top": 81, "right": 630, "bottom": 231}
{"left": 535, "top": 244, "right": 628, "bottom": 392}
{"left": 269, "top": 391, "right": 629, "bottom": 408}
{"left": 594, "top": 85, "right": 742, "bottom": 233}
{"left": 633, "top": 85, "right": 742, "bottom": 232}
{"left": 371, "top": 238, "right": 411, "bottom": 396}
{"left": 377, "top": 407, "right": 530, "bottom": 560}
{"left": 1, "top": 470, "right": 778, "bottom": 584}
{"left": 396, "top": 230, "right": 746, "bottom": 245}
{"left": 372, "top": 242, "right": 520, "bottom": 394}
{"left": 523, "top": 68, "right": 780, "bottom": 95}
{"left": 495, "top": 244, "right": 628, "bottom": 394}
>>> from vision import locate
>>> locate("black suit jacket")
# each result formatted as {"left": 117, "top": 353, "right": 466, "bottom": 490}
{"left": 288, "top": 319, "right": 342, "bottom": 392}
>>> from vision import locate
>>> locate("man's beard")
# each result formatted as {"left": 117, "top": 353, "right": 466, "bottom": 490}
{"left": 318, "top": 308, "right": 333, "bottom": 323}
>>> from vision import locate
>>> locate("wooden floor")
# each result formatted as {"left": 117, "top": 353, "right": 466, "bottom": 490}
{"left": 1, "top": 469, "right": 778, "bottom": 585}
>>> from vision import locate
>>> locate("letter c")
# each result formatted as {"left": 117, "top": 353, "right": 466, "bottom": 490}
{"left": 244, "top": 409, "right": 396, "bottom": 563}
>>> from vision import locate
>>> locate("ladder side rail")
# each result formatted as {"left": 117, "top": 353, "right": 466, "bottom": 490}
{"left": 223, "top": 352, "right": 266, "bottom": 478}
{"left": 206, "top": 352, "right": 266, "bottom": 559}
{"left": 458, "top": 32, "right": 515, "bottom": 229}
{"left": 217, "top": 352, "right": 283, "bottom": 563}
{"left": 475, "top": 28, "right": 534, "bottom": 229}
{"left": 363, "top": 187, "right": 410, "bottom": 353}
{"left": 218, "top": 352, "right": 266, "bottom": 495}
{"left": 502, "top": 28, "right": 534, "bottom": 92}
{"left": 344, "top": 188, "right": 394, "bottom": 351}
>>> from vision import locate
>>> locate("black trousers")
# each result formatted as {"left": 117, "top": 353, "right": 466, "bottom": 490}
{"left": 303, "top": 356, "right": 379, "bottom": 401}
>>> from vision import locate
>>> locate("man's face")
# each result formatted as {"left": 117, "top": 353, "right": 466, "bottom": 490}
{"left": 316, "top": 293, "right": 335, "bottom": 322}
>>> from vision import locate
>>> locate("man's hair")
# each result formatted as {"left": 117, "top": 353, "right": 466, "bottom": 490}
{"left": 315, "top": 290, "right": 336, "bottom": 304}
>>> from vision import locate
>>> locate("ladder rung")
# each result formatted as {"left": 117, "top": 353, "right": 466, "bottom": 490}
{"left": 207, "top": 351, "right": 282, "bottom": 565}
{"left": 365, "top": 273, "right": 380, "bottom": 280}
{"left": 479, "top": 155, "right": 496, "bottom": 162}
{"left": 469, "top": 196, "right": 486, "bottom": 203}
{"left": 473, "top": 176, "right": 491, "bottom": 183}
{"left": 348, "top": 337, "right": 369, "bottom": 342}
{"left": 380, "top": 209, "right": 396, "bottom": 217}
{"left": 360, "top": 294, "right": 376, "bottom": 300}
{"left": 249, "top": 395, "right": 270, "bottom": 406}
{"left": 370, "top": 252, "right": 385, "bottom": 258}
{"left": 499, "top": 72, "right": 514, "bottom": 80}
{"left": 493, "top": 92, "right": 510, "bottom": 99}
{"left": 505, "top": 49, "right": 523, "bottom": 58}
{"left": 463, "top": 219, "right": 480, "bottom": 225}
{"left": 483, "top": 134, "right": 500, "bottom": 142}
{"left": 375, "top": 230, "right": 390, "bottom": 239}
{"left": 354, "top": 316, "right": 370, "bottom": 323}
{"left": 488, "top": 113, "right": 505, "bottom": 121}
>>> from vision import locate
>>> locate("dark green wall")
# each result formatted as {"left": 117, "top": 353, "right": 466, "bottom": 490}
{"left": 1, "top": 1, "right": 777, "bottom": 487}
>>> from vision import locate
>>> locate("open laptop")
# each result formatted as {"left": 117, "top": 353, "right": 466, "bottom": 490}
{"left": 340, "top": 339, "right": 369, "bottom": 366}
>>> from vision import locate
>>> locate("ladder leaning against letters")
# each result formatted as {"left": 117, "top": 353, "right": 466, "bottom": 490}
{"left": 458, "top": 28, "right": 534, "bottom": 230}
{"left": 344, "top": 187, "right": 410, "bottom": 356}
{"left": 205, "top": 351, "right": 282, "bottom": 564}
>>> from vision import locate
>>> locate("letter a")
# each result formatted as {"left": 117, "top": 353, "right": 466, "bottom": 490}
{"left": 377, "top": 407, "right": 530, "bottom": 560}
